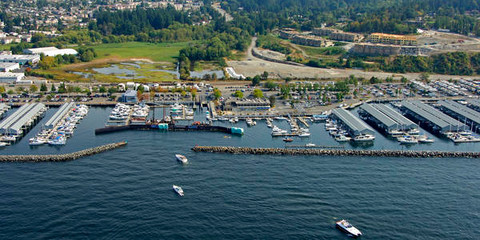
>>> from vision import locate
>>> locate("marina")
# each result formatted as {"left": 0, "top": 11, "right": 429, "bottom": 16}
{"left": 0, "top": 103, "right": 47, "bottom": 143}
{"left": 30, "top": 103, "right": 89, "bottom": 146}
{"left": 401, "top": 100, "right": 465, "bottom": 134}
{"left": 359, "top": 103, "right": 418, "bottom": 136}
{"left": 331, "top": 108, "right": 375, "bottom": 142}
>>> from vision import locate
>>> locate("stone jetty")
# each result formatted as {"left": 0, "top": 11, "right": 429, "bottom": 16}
{"left": 0, "top": 141, "right": 127, "bottom": 163}
{"left": 192, "top": 146, "right": 480, "bottom": 158}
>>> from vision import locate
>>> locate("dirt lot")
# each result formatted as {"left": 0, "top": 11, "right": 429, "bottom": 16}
{"left": 227, "top": 37, "right": 478, "bottom": 81}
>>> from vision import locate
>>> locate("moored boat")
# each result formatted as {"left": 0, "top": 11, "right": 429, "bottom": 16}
{"left": 353, "top": 134, "right": 375, "bottom": 142}
{"left": 336, "top": 219, "right": 362, "bottom": 238}
{"left": 283, "top": 137, "right": 293, "bottom": 142}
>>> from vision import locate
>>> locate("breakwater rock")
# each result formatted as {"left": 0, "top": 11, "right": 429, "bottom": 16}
{"left": 192, "top": 146, "right": 480, "bottom": 158}
{"left": 0, "top": 141, "right": 127, "bottom": 163}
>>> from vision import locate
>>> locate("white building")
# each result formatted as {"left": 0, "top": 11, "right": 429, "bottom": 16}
{"left": 225, "top": 67, "right": 245, "bottom": 80}
{"left": 0, "top": 72, "right": 24, "bottom": 83}
{"left": 0, "top": 54, "right": 40, "bottom": 65}
{"left": 23, "top": 47, "right": 78, "bottom": 57}
{"left": 0, "top": 62, "right": 20, "bottom": 72}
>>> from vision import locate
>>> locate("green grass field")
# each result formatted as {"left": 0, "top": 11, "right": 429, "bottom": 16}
{"left": 92, "top": 42, "right": 191, "bottom": 62}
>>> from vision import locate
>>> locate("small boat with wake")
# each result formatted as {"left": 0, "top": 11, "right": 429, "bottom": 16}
{"left": 336, "top": 219, "right": 362, "bottom": 238}
{"left": 172, "top": 185, "right": 184, "bottom": 196}
{"left": 175, "top": 154, "right": 188, "bottom": 164}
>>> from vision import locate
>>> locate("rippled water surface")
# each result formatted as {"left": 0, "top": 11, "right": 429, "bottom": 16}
{"left": 1, "top": 107, "right": 479, "bottom": 239}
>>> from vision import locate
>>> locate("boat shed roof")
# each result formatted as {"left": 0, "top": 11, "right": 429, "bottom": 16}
{"left": 0, "top": 103, "right": 34, "bottom": 133}
{"left": 332, "top": 108, "right": 375, "bottom": 136}
{"left": 8, "top": 103, "right": 46, "bottom": 134}
{"left": 373, "top": 104, "right": 417, "bottom": 129}
{"left": 438, "top": 100, "right": 480, "bottom": 125}
{"left": 359, "top": 104, "right": 398, "bottom": 130}
{"left": 45, "top": 102, "right": 75, "bottom": 129}
{"left": 401, "top": 100, "right": 464, "bottom": 132}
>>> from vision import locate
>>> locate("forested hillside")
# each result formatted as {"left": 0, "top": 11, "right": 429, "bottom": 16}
{"left": 223, "top": 0, "right": 480, "bottom": 35}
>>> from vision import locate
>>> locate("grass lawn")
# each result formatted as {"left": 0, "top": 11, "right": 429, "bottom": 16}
{"left": 92, "top": 42, "right": 191, "bottom": 62}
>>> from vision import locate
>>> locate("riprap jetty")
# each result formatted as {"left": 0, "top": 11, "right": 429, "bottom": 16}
{"left": 0, "top": 141, "right": 127, "bottom": 163}
{"left": 192, "top": 146, "right": 480, "bottom": 158}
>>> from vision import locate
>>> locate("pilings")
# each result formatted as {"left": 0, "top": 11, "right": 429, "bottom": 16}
{"left": 192, "top": 146, "right": 480, "bottom": 158}
{"left": 0, "top": 141, "right": 127, "bottom": 162}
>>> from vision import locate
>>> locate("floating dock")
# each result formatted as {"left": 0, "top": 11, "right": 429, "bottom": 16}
{"left": 359, "top": 103, "right": 417, "bottom": 134}
{"left": 331, "top": 108, "right": 375, "bottom": 137}
{"left": 44, "top": 102, "right": 75, "bottom": 129}
{"left": 95, "top": 123, "right": 244, "bottom": 135}
{"left": 0, "top": 103, "right": 47, "bottom": 137}
{"left": 438, "top": 100, "right": 480, "bottom": 132}
{"left": 401, "top": 101, "right": 465, "bottom": 133}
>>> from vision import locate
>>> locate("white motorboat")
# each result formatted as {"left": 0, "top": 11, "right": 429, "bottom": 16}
{"left": 305, "top": 143, "right": 316, "bottom": 147}
{"left": 417, "top": 134, "right": 435, "bottom": 143}
{"left": 175, "top": 154, "right": 188, "bottom": 164}
{"left": 29, "top": 137, "right": 47, "bottom": 146}
{"left": 407, "top": 128, "right": 420, "bottom": 135}
{"left": 173, "top": 185, "right": 184, "bottom": 196}
{"left": 48, "top": 135, "right": 66, "bottom": 145}
{"left": 0, "top": 142, "right": 8, "bottom": 147}
{"left": 353, "top": 134, "right": 375, "bottom": 142}
{"left": 335, "top": 135, "right": 351, "bottom": 142}
{"left": 336, "top": 219, "right": 362, "bottom": 238}
{"left": 298, "top": 132, "right": 311, "bottom": 137}
{"left": 398, "top": 135, "right": 418, "bottom": 144}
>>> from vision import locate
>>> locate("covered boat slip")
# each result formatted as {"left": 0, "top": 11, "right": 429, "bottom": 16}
{"left": 0, "top": 103, "right": 10, "bottom": 119}
{"left": 0, "top": 103, "right": 47, "bottom": 135}
{"left": 438, "top": 100, "right": 480, "bottom": 132}
{"left": 331, "top": 108, "right": 375, "bottom": 137}
{"left": 44, "top": 102, "right": 75, "bottom": 129}
{"left": 359, "top": 104, "right": 418, "bottom": 133}
{"left": 401, "top": 100, "right": 465, "bottom": 133}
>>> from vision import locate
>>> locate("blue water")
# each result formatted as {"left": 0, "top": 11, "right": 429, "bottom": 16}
{"left": 1, "top": 107, "right": 479, "bottom": 239}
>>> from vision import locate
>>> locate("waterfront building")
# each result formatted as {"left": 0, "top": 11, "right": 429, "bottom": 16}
{"left": 120, "top": 90, "right": 138, "bottom": 103}
{"left": 331, "top": 108, "right": 375, "bottom": 137}
{"left": 401, "top": 100, "right": 465, "bottom": 133}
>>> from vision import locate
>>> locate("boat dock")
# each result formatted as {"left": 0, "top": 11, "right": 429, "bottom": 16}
{"left": 45, "top": 102, "right": 75, "bottom": 129}
{"left": 0, "top": 103, "right": 47, "bottom": 141}
{"left": 95, "top": 123, "right": 244, "bottom": 135}
{"left": 358, "top": 103, "right": 418, "bottom": 135}
{"left": 285, "top": 144, "right": 344, "bottom": 149}
{"left": 401, "top": 100, "right": 465, "bottom": 134}
{"left": 438, "top": 100, "right": 480, "bottom": 133}
{"left": 331, "top": 108, "right": 375, "bottom": 137}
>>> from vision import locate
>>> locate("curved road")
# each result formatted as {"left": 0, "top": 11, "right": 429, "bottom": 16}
{"left": 229, "top": 37, "right": 475, "bottom": 81}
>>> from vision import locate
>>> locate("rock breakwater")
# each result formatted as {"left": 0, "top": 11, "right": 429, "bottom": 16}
{"left": 0, "top": 141, "right": 127, "bottom": 163}
{"left": 192, "top": 146, "right": 480, "bottom": 158}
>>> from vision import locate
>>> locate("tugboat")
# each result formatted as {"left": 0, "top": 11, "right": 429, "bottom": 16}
{"left": 336, "top": 219, "right": 362, "bottom": 238}
{"left": 172, "top": 185, "right": 184, "bottom": 196}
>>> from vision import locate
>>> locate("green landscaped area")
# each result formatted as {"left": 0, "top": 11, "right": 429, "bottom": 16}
{"left": 35, "top": 41, "right": 196, "bottom": 83}
{"left": 92, "top": 41, "right": 190, "bottom": 63}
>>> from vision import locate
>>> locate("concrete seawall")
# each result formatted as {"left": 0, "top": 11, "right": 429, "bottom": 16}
{"left": 192, "top": 146, "right": 480, "bottom": 158}
{"left": 0, "top": 141, "right": 127, "bottom": 163}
